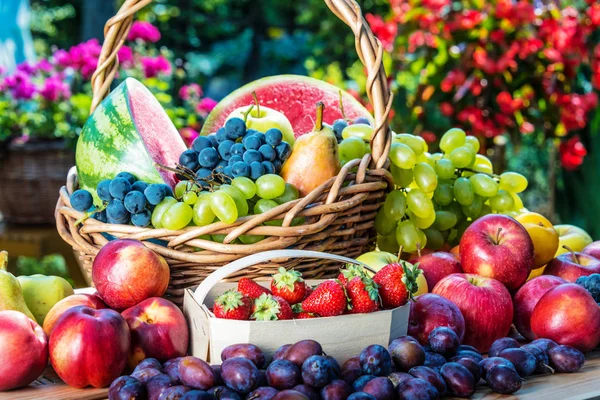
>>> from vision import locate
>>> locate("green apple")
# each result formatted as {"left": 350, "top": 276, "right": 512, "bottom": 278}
{"left": 226, "top": 105, "right": 295, "bottom": 146}
{"left": 356, "top": 251, "right": 428, "bottom": 295}
{"left": 17, "top": 275, "right": 74, "bottom": 325}
{"left": 554, "top": 224, "right": 593, "bottom": 256}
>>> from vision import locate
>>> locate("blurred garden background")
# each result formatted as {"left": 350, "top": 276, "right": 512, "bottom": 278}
{"left": 0, "top": 0, "right": 598, "bottom": 283}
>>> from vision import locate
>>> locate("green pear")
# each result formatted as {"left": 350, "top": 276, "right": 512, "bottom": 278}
{"left": 17, "top": 274, "right": 74, "bottom": 325}
{"left": 0, "top": 251, "right": 36, "bottom": 321}
{"left": 226, "top": 93, "right": 295, "bottom": 146}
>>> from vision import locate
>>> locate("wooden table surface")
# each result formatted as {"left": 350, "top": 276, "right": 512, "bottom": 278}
{"left": 3, "top": 352, "right": 600, "bottom": 400}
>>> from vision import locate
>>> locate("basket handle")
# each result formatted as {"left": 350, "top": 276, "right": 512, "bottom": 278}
{"left": 91, "top": 0, "right": 392, "bottom": 168}
{"left": 193, "top": 249, "right": 373, "bottom": 305}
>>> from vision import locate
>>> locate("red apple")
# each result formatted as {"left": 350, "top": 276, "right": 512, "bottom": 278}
{"left": 531, "top": 283, "right": 600, "bottom": 352}
{"left": 411, "top": 252, "right": 462, "bottom": 290}
{"left": 432, "top": 273, "right": 513, "bottom": 352}
{"left": 513, "top": 276, "right": 567, "bottom": 340}
{"left": 43, "top": 293, "right": 106, "bottom": 336}
{"left": 408, "top": 293, "right": 465, "bottom": 345}
{"left": 0, "top": 311, "right": 48, "bottom": 391}
{"left": 122, "top": 297, "right": 189, "bottom": 369}
{"left": 460, "top": 214, "right": 534, "bottom": 290}
{"left": 50, "top": 306, "right": 130, "bottom": 388}
{"left": 92, "top": 239, "right": 170, "bottom": 310}
{"left": 582, "top": 241, "right": 600, "bottom": 259}
{"left": 544, "top": 251, "right": 600, "bottom": 282}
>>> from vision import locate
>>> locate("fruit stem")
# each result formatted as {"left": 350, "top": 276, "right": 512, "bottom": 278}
{"left": 338, "top": 90, "right": 347, "bottom": 120}
{"left": 495, "top": 227, "right": 503, "bottom": 245}
{"left": 397, "top": 245, "right": 404, "bottom": 263}
{"left": 563, "top": 245, "right": 578, "bottom": 263}
{"left": 0, "top": 251, "right": 7, "bottom": 271}
{"left": 460, "top": 168, "right": 501, "bottom": 180}
{"left": 416, "top": 243, "right": 422, "bottom": 258}
{"left": 243, "top": 104, "right": 255, "bottom": 123}
{"left": 252, "top": 91, "right": 260, "bottom": 117}
{"left": 314, "top": 102, "right": 325, "bottom": 131}
{"left": 75, "top": 202, "right": 108, "bottom": 226}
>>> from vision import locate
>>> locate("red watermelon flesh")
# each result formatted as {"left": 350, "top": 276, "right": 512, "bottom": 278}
{"left": 201, "top": 75, "right": 373, "bottom": 137}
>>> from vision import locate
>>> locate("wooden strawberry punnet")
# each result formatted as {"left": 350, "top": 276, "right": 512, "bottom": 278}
{"left": 55, "top": 0, "right": 394, "bottom": 306}
{"left": 183, "top": 250, "right": 410, "bottom": 364}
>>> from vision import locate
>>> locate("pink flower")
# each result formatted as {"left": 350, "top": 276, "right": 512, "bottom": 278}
{"left": 118, "top": 46, "right": 134, "bottom": 68}
{"left": 365, "top": 13, "right": 397, "bottom": 51}
{"left": 179, "top": 127, "right": 199, "bottom": 147}
{"left": 197, "top": 98, "right": 217, "bottom": 115}
{"left": 67, "top": 39, "right": 102, "bottom": 79}
{"left": 5, "top": 71, "right": 36, "bottom": 99}
{"left": 16, "top": 62, "right": 36, "bottom": 75}
{"left": 35, "top": 59, "right": 53, "bottom": 73}
{"left": 39, "top": 75, "right": 71, "bottom": 102}
{"left": 421, "top": 0, "right": 450, "bottom": 13}
{"left": 128, "top": 21, "right": 161, "bottom": 43}
{"left": 179, "top": 83, "right": 203, "bottom": 101}
{"left": 141, "top": 55, "right": 172, "bottom": 78}
{"left": 53, "top": 49, "right": 71, "bottom": 68}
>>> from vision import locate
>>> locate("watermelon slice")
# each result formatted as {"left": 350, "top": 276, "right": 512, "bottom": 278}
{"left": 76, "top": 78, "right": 186, "bottom": 202}
{"left": 201, "top": 75, "right": 373, "bottom": 137}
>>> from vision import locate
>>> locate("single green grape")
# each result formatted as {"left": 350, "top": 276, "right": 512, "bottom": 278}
{"left": 510, "top": 192, "right": 524, "bottom": 210}
{"left": 423, "top": 228, "right": 444, "bottom": 250}
{"left": 253, "top": 198, "right": 279, "bottom": 214}
{"left": 183, "top": 191, "right": 198, "bottom": 205}
{"left": 341, "top": 123, "right": 374, "bottom": 141}
{"left": 339, "top": 137, "right": 368, "bottom": 164}
{"left": 446, "top": 201, "right": 465, "bottom": 221}
{"left": 273, "top": 183, "right": 300, "bottom": 205}
{"left": 394, "top": 133, "right": 425, "bottom": 156}
{"left": 469, "top": 173, "right": 499, "bottom": 197}
{"left": 465, "top": 136, "right": 481, "bottom": 153}
{"left": 231, "top": 177, "right": 257, "bottom": 199}
{"left": 209, "top": 191, "right": 238, "bottom": 224}
{"left": 453, "top": 177, "right": 475, "bottom": 206}
{"left": 396, "top": 219, "right": 422, "bottom": 253}
{"left": 391, "top": 164, "right": 414, "bottom": 188}
{"left": 239, "top": 234, "right": 265, "bottom": 244}
{"left": 417, "top": 227, "right": 427, "bottom": 251}
{"left": 383, "top": 190, "right": 407, "bottom": 221}
{"left": 193, "top": 193, "right": 215, "bottom": 226}
{"left": 255, "top": 174, "right": 286, "bottom": 200}
{"left": 499, "top": 172, "right": 528, "bottom": 193}
{"left": 408, "top": 210, "right": 436, "bottom": 229}
{"left": 390, "top": 143, "right": 417, "bottom": 169}
{"left": 479, "top": 204, "right": 493, "bottom": 217}
{"left": 433, "top": 183, "right": 453, "bottom": 206}
{"left": 435, "top": 158, "right": 455, "bottom": 180}
{"left": 440, "top": 128, "right": 466, "bottom": 153}
{"left": 490, "top": 190, "right": 515, "bottom": 212}
{"left": 414, "top": 162, "right": 438, "bottom": 193}
{"left": 431, "top": 153, "right": 443, "bottom": 162}
{"left": 449, "top": 146, "right": 475, "bottom": 169}
{"left": 151, "top": 197, "right": 177, "bottom": 228}
{"left": 406, "top": 189, "right": 435, "bottom": 219}
{"left": 417, "top": 152, "right": 434, "bottom": 167}
{"left": 219, "top": 184, "right": 249, "bottom": 217}
{"left": 455, "top": 220, "right": 472, "bottom": 241}
{"left": 174, "top": 181, "right": 189, "bottom": 200}
{"left": 161, "top": 202, "right": 193, "bottom": 230}
{"left": 432, "top": 210, "right": 458, "bottom": 231}
{"left": 461, "top": 195, "right": 484, "bottom": 218}
{"left": 473, "top": 154, "right": 494, "bottom": 174}
{"left": 375, "top": 207, "right": 396, "bottom": 236}
{"left": 377, "top": 233, "right": 399, "bottom": 254}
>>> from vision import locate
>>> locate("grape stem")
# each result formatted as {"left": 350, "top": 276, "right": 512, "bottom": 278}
{"left": 338, "top": 90, "right": 347, "bottom": 121}
{"left": 243, "top": 104, "right": 255, "bottom": 122}
{"left": 74, "top": 202, "right": 108, "bottom": 226}
{"left": 252, "top": 91, "right": 260, "bottom": 116}
{"left": 396, "top": 245, "right": 404, "bottom": 262}
{"left": 459, "top": 168, "right": 501, "bottom": 180}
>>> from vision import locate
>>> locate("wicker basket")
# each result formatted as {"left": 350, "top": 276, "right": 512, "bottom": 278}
{"left": 0, "top": 139, "right": 74, "bottom": 224}
{"left": 55, "top": 0, "right": 393, "bottom": 306}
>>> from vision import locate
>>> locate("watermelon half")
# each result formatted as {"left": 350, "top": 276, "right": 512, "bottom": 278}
{"left": 201, "top": 75, "right": 373, "bottom": 137}
{"left": 76, "top": 78, "right": 187, "bottom": 202}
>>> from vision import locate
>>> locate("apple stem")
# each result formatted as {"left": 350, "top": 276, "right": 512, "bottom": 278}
{"left": 243, "top": 104, "right": 255, "bottom": 123}
{"left": 252, "top": 91, "right": 260, "bottom": 116}
{"left": 314, "top": 102, "right": 325, "bottom": 131}
{"left": 562, "top": 245, "right": 578, "bottom": 263}
{"left": 495, "top": 227, "right": 503, "bottom": 245}
{"left": 0, "top": 251, "right": 7, "bottom": 272}
{"left": 338, "top": 90, "right": 347, "bottom": 120}
{"left": 397, "top": 245, "right": 404, "bottom": 263}
{"left": 416, "top": 243, "right": 422, "bottom": 258}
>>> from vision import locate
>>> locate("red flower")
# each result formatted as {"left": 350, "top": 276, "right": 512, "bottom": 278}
{"left": 560, "top": 136, "right": 587, "bottom": 170}
{"left": 439, "top": 102, "right": 454, "bottom": 117}
{"left": 496, "top": 91, "right": 523, "bottom": 115}
{"left": 420, "top": 131, "right": 437, "bottom": 143}
{"left": 407, "top": 31, "right": 437, "bottom": 52}
{"left": 490, "top": 30, "right": 505, "bottom": 44}
{"left": 421, "top": 0, "right": 450, "bottom": 13}
{"left": 588, "top": 4, "right": 600, "bottom": 26}
{"left": 440, "top": 70, "right": 466, "bottom": 92}
{"left": 365, "top": 14, "right": 397, "bottom": 52}
{"left": 450, "top": 10, "right": 483, "bottom": 31}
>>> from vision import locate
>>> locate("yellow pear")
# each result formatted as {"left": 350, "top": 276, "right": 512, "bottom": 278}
{"left": 0, "top": 251, "right": 36, "bottom": 321}
{"left": 17, "top": 275, "right": 74, "bottom": 325}
{"left": 281, "top": 102, "right": 340, "bottom": 197}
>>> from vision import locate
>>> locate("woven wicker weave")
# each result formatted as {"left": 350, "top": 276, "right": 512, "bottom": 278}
{"left": 55, "top": 0, "right": 393, "bottom": 306}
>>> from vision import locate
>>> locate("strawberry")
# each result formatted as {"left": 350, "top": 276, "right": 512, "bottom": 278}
{"left": 294, "top": 312, "right": 317, "bottom": 319}
{"left": 301, "top": 280, "right": 347, "bottom": 317}
{"left": 213, "top": 290, "right": 253, "bottom": 320}
{"left": 346, "top": 275, "right": 380, "bottom": 314}
{"left": 271, "top": 267, "right": 308, "bottom": 305}
{"left": 337, "top": 264, "right": 369, "bottom": 285}
{"left": 372, "top": 261, "right": 422, "bottom": 309}
{"left": 252, "top": 293, "right": 293, "bottom": 320}
{"left": 238, "top": 277, "right": 272, "bottom": 299}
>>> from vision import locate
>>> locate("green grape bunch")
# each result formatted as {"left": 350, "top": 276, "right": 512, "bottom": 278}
{"left": 376, "top": 128, "right": 528, "bottom": 255}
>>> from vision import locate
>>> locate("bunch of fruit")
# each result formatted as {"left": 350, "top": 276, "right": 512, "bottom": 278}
{"left": 211, "top": 261, "right": 422, "bottom": 321}
{"left": 375, "top": 127, "right": 530, "bottom": 254}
